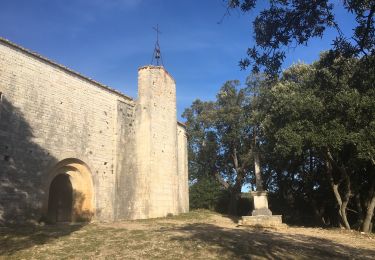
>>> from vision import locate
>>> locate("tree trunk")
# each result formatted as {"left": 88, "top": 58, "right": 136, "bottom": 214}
{"left": 254, "top": 151, "right": 263, "bottom": 191}
{"left": 311, "top": 198, "right": 331, "bottom": 226}
{"left": 214, "top": 172, "right": 229, "bottom": 189}
{"left": 228, "top": 182, "right": 242, "bottom": 216}
{"left": 340, "top": 189, "right": 351, "bottom": 230}
{"left": 253, "top": 129, "right": 263, "bottom": 191}
{"left": 325, "top": 150, "right": 351, "bottom": 230}
{"left": 353, "top": 193, "right": 364, "bottom": 230}
{"left": 340, "top": 171, "right": 352, "bottom": 230}
{"left": 228, "top": 148, "right": 245, "bottom": 216}
{"left": 362, "top": 191, "right": 375, "bottom": 233}
{"left": 331, "top": 181, "right": 351, "bottom": 229}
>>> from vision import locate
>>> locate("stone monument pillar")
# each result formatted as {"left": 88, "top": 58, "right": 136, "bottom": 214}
{"left": 251, "top": 191, "right": 272, "bottom": 216}
{"left": 240, "top": 191, "right": 283, "bottom": 227}
{"left": 240, "top": 139, "right": 284, "bottom": 227}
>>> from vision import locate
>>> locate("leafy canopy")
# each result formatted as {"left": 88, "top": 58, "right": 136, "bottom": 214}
{"left": 225, "top": 0, "right": 375, "bottom": 76}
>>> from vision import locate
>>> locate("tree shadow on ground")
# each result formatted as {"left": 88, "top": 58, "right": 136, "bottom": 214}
{"left": 0, "top": 224, "right": 84, "bottom": 256}
{"left": 165, "top": 223, "right": 375, "bottom": 259}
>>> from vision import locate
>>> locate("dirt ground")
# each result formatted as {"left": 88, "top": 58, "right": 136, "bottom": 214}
{"left": 1, "top": 210, "right": 374, "bottom": 259}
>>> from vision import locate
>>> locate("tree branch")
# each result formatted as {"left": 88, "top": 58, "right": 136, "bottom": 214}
{"left": 214, "top": 172, "right": 230, "bottom": 189}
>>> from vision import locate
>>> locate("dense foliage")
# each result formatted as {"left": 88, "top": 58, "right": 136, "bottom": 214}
{"left": 184, "top": 53, "right": 375, "bottom": 232}
{"left": 225, "top": 0, "right": 374, "bottom": 76}
{"left": 189, "top": 177, "right": 226, "bottom": 211}
{"left": 183, "top": 81, "right": 255, "bottom": 215}
{"left": 186, "top": 0, "right": 374, "bottom": 233}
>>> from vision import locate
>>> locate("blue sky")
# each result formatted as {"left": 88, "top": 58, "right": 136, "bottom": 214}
{"left": 0, "top": 0, "right": 356, "bottom": 120}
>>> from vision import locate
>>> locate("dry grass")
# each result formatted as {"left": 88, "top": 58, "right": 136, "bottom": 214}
{"left": 1, "top": 209, "right": 374, "bottom": 259}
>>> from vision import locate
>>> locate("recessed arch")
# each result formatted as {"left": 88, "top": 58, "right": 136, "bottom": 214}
{"left": 43, "top": 158, "right": 95, "bottom": 223}
{"left": 48, "top": 173, "right": 73, "bottom": 222}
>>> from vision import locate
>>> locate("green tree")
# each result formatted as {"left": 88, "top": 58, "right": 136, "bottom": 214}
{"left": 189, "top": 177, "right": 226, "bottom": 210}
{"left": 183, "top": 81, "right": 255, "bottom": 215}
{"left": 257, "top": 53, "right": 375, "bottom": 232}
{"left": 225, "top": 0, "right": 374, "bottom": 76}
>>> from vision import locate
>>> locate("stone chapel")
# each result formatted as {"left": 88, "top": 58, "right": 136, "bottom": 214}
{"left": 0, "top": 38, "right": 189, "bottom": 224}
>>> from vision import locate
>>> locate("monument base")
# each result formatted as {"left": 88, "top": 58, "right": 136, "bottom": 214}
{"left": 240, "top": 215, "right": 283, "bottom": 228}
{"left": 252, "top": 208, "right": 273, "bottom": 216}
{"left": 240, "top": 191, "right": 284, "bottom": 227}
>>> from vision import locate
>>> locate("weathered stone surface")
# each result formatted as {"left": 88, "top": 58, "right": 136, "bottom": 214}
{"left": 240, "top": 191, "right": 284, "bottom": 227}
{"left": 252, "top": 208, "right": 273, "bottom": 216}
{"left": 251, "top": 191, "right": 272, "bottom": 216}
{"left": 0, "top": 38, "right": 189, "bottom": 224}
{"left": 240, "top": 215, "right": 283, "bottom": 227}
{"left": 177, "top": 123, "right": 189, "bottom": 213}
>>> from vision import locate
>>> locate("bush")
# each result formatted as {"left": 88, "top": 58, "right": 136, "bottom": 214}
{"left": 189, "top": 178, "right": 252, "bottom": 216}
{"left": 189, "top": 178, "right": 226, "bottom": 211}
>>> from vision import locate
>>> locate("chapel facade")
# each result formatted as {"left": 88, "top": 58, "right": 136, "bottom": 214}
{"left": 0, "top": 38, "right": 189, "bottom": 224}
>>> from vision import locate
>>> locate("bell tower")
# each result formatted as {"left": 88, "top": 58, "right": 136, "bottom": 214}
{"left": 135, "top": 65, "right": 178, "bottom": 218}
{"left": 132, "top": 26, "right": 181, "bottom": 218}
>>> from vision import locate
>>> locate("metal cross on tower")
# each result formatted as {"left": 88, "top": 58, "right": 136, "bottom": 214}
{"left": 151, "top": 24, "right": 164, "bottom": 66}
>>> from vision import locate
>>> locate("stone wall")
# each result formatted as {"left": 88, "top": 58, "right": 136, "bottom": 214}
{"left": 114, "top": 100, "right": 138, "bottom": 220}
{"left": 177, "top": 123, "right": 189, "bottom": 213}
{"left": 0, "top": 38, "right": 188, "bottom": 224}
{"left": 0, "top": 39, "right": 135, "bottom": 223}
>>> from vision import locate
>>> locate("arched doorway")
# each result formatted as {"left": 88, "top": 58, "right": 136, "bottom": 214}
{"left": 44, "top": 159, "right": 94, "bottom": 223}
{"left": 47, "top": 174, "right": 73, "bottom": 222}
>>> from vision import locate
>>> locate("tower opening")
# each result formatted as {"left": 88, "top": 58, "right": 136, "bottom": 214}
{"left": 47, "top": 174, "right": 73, "bottom": 222}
